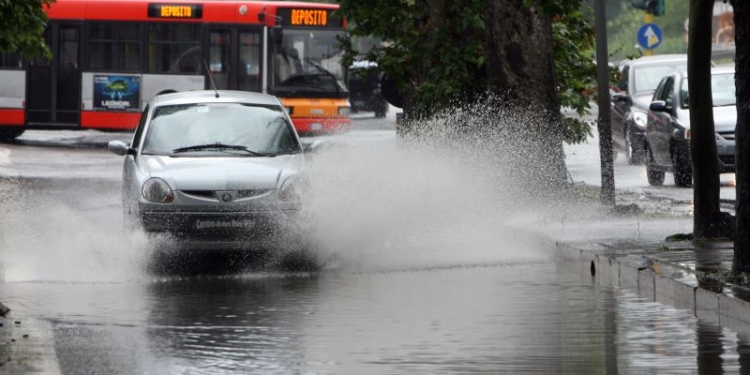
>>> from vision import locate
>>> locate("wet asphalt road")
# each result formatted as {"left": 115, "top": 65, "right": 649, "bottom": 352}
{"left": 1, "top": 110, "right": 748, "bottom": 374}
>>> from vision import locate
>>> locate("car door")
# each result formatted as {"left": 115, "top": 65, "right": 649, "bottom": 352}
{"left": 647, "top": 75, "right": 675, "bottom": 166}
{"left": 610, "top": 63, "right": 630, "bottom": 148}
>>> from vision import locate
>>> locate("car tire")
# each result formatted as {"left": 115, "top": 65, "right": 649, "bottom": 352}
{"left": 646, "top": 147, "right": 665, "bottom": 186}
{"left": 374, "top": 102, "right": 387, "bottom": 118}
{"left": 626, "top": 131, "right": 645, "bottom": 165}
{"left": 672, "top": 149, "right": 693, "bottom": 188}
{"left": 0, "top": 127, "right": 25, "bottom": 141}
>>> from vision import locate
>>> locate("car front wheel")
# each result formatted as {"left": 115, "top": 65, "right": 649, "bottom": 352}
{"left": 646, "top": 147, "right": 665, "bottom": 186}
{"left": 0, "top": 127, "right": 25, "bottom": 141}
{"left": 672, "top": 149, "right": 693, "bottom": 188}
{"left": 626, "top": 131, "right": 645, "bottom": 165}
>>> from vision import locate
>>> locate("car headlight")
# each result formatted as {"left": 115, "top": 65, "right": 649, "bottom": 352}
{"left": 278, "top": 178, "right": 302, "bottom": 203}
{"left": 142, "top": 178, "right": 174, "bottom": 203}
{"left": 338, "top": 106, "right": 351, "bottom": 116}
{"left": 633, "top": 111, "right": 648, "bottom": 128}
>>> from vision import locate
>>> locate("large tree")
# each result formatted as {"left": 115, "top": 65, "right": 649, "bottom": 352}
{"left": 0, "top": 0, "right": 55, "bottom": 58}
{"left": 732, "top": 0, "right": 750, "bottom": 274}
{"left": 688, "top": 0, "right": 722, "bottom": 240}
{"left": 338, "top": 0, "right": 596, "bottom": 194}
{"left": 484, "top": 0, "right": 569, "bottom": 189}
{"left": 338, "top": 0, "right": 596, "bottom": 144}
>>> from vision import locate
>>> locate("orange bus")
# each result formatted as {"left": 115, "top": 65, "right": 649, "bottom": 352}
{"left": 0, "top": 0, "right": 351, "bottom": 140}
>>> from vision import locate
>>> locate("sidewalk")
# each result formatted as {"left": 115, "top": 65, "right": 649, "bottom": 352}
{"left": 556, "top": 235, "right": 750, "bottom": 333}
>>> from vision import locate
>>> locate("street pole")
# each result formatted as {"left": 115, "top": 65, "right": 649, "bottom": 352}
{"left": 595, "top": 0, "right": 616, "bottom": 206}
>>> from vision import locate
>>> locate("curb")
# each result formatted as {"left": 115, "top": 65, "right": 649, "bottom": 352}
{"left": 556, "top": 241, "right": 750, "bottom": 333}
{"left": 0, "top": 315, "right": 62, "bottom": 374}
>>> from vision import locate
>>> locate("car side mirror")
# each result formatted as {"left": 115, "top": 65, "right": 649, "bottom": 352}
{"left": 302, "top": 140, "right": 325, "bottom": 154}
{"left": 611, "top": 93, "right": 630, "bottom": 104}
{"left": 107, "top": 140, "right": 135, "bottom": 156}
{"left": 649, "top": 100, "right": 670, "bottom": 112}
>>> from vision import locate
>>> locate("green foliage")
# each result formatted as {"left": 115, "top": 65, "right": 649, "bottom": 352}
{"left": 338, "top": 0, "right": 485, "bottom": 120}
{"left": 0, "top": 0, "right": 54, "bottom": 59}
{"left": 551, "top": 9, "right": 597, "bottom": 144}
{"left": 338, "top": 0, "right": 601, "bottom": 143}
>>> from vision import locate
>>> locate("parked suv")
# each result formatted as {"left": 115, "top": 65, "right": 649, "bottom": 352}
{"left": 611, "top": 54, "right": 691, "bottom": 164}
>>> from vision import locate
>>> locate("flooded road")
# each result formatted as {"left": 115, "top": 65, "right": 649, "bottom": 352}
{"left": 1, "top": 123, "right": 749, "bottom": 373}
{"left": 2, "top": 258, "right": 749, "bottom": 374}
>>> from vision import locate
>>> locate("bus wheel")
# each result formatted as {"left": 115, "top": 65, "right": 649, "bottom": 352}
{"left": 0, "top": 128, "right": 25, "bottom": 141}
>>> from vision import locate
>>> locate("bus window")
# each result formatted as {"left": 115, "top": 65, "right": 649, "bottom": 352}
{"left": 88, "top": 22, "right": 141, "bottom": 71}
{"left": 209, "top": 30, "right": 231, "bottom": 89}
{"left": 148, "top": 23, "right": 201, "bottom": 74}
{"left": 238, "top": 31, "right": 261, "bottom": 92}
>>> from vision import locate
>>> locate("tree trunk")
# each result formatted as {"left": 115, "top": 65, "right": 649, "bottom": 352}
{"left": 485, "top": 0, "right": 568, "bottom": 191}
{"left": 732, "top": 0, "right": 750, "bottom": 273}
{"left": 689, "top": 0, "right": 720, "bottom": 239}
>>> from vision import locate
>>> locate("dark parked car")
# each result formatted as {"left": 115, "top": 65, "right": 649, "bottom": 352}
{"left": 612, "top": 54, "right": 690, "bottom": 164}
{"left": 644, "top": 66, "right": 736, "bottom": 187}
{"left": 347, "top": 61, "right": 388, "bottom": 118}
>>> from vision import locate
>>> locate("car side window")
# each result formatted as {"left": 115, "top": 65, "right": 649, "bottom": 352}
{"left": 618, "top": 65, "right": 629, "bottom": 92}
{"left": 663, "top": 77, "right": 675, "bottom": 108}
{"left": 131, "top": 105, "right": 149, "bottom": 151}
{"left": 653, "top": 78, "right": 666, "bottom": 101}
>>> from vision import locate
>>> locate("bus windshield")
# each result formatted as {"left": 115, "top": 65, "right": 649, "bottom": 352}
{"left": 270, "top": 29, "right": 347, "bottom": 97}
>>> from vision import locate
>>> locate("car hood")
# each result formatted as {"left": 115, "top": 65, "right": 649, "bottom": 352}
{"left": 631, "top": 93, "right": 655, "bottom": 111}
{"left": 141, "top": 154, "right": 302, "bottom": 191}
{"left": 712, "top": 106, "right": 737, "bottom": 133}
{"left": 680, "top": 106, "right": 736, "bottom": 133}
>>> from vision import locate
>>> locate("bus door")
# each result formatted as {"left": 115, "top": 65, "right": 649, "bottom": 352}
{"left": 206, "top": 27, "right": 262, "bottom": 92}
{"left": 26, "top": 23, "right": 81, "bottom": 126}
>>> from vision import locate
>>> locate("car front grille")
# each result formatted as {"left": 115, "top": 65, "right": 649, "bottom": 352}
{"left": 719, "top": 155, "right": 735, "bottom": 166}
{"left": 182, "top": 189, "right": 273, "bottom": 201}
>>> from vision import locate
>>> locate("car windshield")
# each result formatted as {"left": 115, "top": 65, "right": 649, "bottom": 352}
{"left": 141, "top": 103, "right": 300, "bottom": 156}
{"left": 679, "top": 73, "right": 736, "bottom": 109}
{"left": 633, "top": 61, "right": 687, "bottom": 93}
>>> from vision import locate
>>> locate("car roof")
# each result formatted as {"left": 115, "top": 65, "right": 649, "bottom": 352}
{"left": 675, "top": 65, "right": 734, "bottom": 78}
{"left": 623, "top": 54, "right": 688, "bottom": 67}
{"left": 148, "top": 90, "right": 283, "bottom": 108}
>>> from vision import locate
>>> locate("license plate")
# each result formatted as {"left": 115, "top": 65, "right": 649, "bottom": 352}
{"left": 311, "top": 123, "right": 323, "bottom": 131}
{"left": 194, "top": 219, "right": 254, "bottom": 230}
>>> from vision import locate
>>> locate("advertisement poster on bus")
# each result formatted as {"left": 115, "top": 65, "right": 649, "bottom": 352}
{"left": 93, "top": 75, "right": 141, "bottom": 111}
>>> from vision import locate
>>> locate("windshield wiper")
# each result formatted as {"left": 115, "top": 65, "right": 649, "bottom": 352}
{"left": 172, "top": 142, "right": 264, "bottom": 156}
{"left": 305, "top": 58, "right": 342, "bottom": 97}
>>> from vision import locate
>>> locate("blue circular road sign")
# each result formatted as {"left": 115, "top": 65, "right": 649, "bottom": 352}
{"left": 637, "top": 23, "right": 663, "bottom": 50}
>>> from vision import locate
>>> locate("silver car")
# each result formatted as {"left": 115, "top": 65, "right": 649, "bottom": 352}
{"left": 108, "top": 90, "right": 311, "bottom": 250}
{"left": 645, "top": 66, "right": 736, "bottom": 187}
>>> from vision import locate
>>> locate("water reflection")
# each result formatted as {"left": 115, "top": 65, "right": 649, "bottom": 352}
{"left": 5, "top": 261, "right": 750, "bottom": 373}
{"left": 697, "top": 321, "right": 724, "bottom": 374}
{"left": 145, "top": 274, "right": 320, "bottom": 374}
